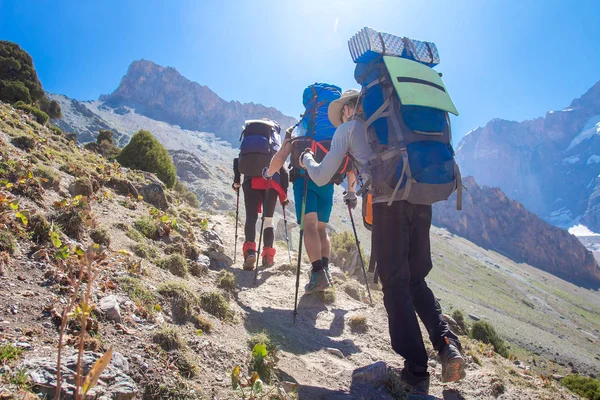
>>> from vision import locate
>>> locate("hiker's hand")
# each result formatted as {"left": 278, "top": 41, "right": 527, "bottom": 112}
{"left": 299, "top": 149, "right": 313, "bottom": 169}
{"left": 344, "top": 191, "right": 358, "bottom": 210}
{"left": 281, "top": 199, "right": 290, "bottom": 207}
{"left": 262, "top": 167, "right": 273, "bottom": 180}
{"left": 232, "top": 182, "right": 241, "bottom": 192}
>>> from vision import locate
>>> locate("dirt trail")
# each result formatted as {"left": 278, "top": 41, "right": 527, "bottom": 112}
{"left": 212, "top": 214, "right": 576, "bottom": 400}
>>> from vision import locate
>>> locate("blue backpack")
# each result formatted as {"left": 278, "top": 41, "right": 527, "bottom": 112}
{"left": 291, "top": 83, "right": 353, "bottom": 185}
{"left": 355, "top": 55, "right": 462, "bottom": 208}
{"left": 238, "top": 119, "right": 281, "bottom": 177}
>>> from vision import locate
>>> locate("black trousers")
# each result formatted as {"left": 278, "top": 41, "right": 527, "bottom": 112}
{"left": 243, "top": 180, "right": 277, "bottom": 248}
{"left": 373, "top": 200, "right": 458, "bottom": 373}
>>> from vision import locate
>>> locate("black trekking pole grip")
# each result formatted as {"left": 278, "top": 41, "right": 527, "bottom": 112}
{"left": 347, "top": 203, "right": 373, "bottom": 305}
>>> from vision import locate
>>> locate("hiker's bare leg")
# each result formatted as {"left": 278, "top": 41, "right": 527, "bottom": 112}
{"left": 303, "top": 212, "right": 322, "bottom": 262}
{"left": 317, "top": 221, "right": 330, "bottom": 259}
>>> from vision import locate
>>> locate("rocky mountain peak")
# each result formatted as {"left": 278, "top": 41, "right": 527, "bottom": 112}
{"left": 101, "top": 60, "right": 296, "bottom": 144}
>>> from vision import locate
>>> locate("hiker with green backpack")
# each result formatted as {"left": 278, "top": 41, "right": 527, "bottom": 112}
{"left": 298, "top": 29, "right": 466, "bottom": 395}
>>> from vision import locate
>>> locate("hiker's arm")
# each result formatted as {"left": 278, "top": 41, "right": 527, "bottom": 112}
{"left": 302, "top": 123, "right": 352, "bottom": 187}
{"left": 279, "top": 167, "right": 289, "bottom": 193}
{"left": 347, "top": 171, "right": 356, "bottom": 193}
{"left": 266, "top": 137, "right": 292, "bottom": 177}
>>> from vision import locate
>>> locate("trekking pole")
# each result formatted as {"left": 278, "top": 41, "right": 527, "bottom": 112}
{"left": 254, "top": 179, "right": 270, "bottom": 285}
{"left": 234, "top": 189, "right": 240, "bottom": 264}
{"left": 282, "top": 205, "right": 293, "bottom": 269}
{"left": 293, "top": 177, "right": 309, "bottom": 324}
{"left": 347, "top": 204, "right": 373, "bottom": 305}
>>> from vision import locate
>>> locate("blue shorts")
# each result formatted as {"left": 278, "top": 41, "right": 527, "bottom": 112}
{"left": 293, "top": 177, "right": 334, "bottom": 224}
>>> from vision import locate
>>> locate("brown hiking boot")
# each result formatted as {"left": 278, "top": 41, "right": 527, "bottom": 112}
{"left": 440, "top": 337, "right": 466, "bottom": 383}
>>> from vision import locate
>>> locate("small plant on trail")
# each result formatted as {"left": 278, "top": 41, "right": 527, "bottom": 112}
{"left": 0, "top": 230, "right": 16, "bottom": 254}
{"left": 90, "top": 228, "right": 110, "bottom": 247}
{"left": 158, "top": 281, "right": 200, "bottom": 324}
{"left": 171, "top": 350, "right": 199, "bottom": 379}
{"left": 52, "top": 195, "right": 93, "bottom": 240}
{"left": 11, "top": 135, "right": 36, "bottom": 151}
{"left": 153, "top": 325, "right": 184, "bottom": 351}
{"left": 134, "top": 216, "right": 158, "bottom": 240}
{"left": 451, "top": 309, "right": 467, "bottom": 333}
{"left": 118, "top": 276, "right": 157, "bottom": 313}
{"left": 469, "top": 320, "right": 509, "bottom": 358}
{"left": 189, "top": 260, "right": 208, "bottom": 277}
{"left": 158, "top": 254, "right": 188, "bottom": 277}
{"left": 218, "top": 271, "right": 237, "bottom": 291}
{"left": 132, "top": 242, "right": 158, "bottom": 259}
{"left": 28, "top": 213, "right": 51, "bottom": 244}
{"left": 348, "top": 315, "right": 368, "bottom": 333}
{"left": 316, "top": 287, "right": 336, "bottom": 304}
{"left": 192, "top": 314, "right": 213, "bottom": 334}
{"left": 200, "top": 291, "right": 234, "bottom": 321}
{"left": 35, "top": 165, "right": 60, "bottom": 189}
{"left": 52, "top": 245, "right": 127, "bottom": 399}
{"left": 0, "top": 343, "right": 23, "bottom": 362}
{"left": 561, "top": 375, "right": 600, "bottom": 400}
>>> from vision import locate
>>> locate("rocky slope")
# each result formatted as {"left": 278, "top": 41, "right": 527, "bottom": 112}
{"left": 456, "top": 80, "right": 600, "bottom": 230}
{"left": 433, "top": 177, "right": 600, "bottom": 285}
{"left": 1, "top": 102, "right": 595, "bottom": 400}
{"left": 100, "top": 60, "right": 297, "bottom": 145}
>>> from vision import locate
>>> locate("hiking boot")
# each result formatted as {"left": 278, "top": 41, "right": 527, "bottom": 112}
{"left": 304, "top": 269, "right": 331, "bottom": 293}
{"left": 440, "top": 338, "right": 466, "bottom": 383}
{"left": 261, "top": 246, "right": 276, "bottom": 267}
{"left": 399, "top": 368, "right": 430, "bottom": 395}
{"left": 242, "top": 241, "right": 257, "bottom": 271}
{"left": 323, "top": 266, "right": 333, "bottom": 286}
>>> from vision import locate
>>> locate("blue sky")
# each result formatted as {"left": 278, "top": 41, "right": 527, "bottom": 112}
{"left": 1, "top": 0, "right": 600, "bottom": 142}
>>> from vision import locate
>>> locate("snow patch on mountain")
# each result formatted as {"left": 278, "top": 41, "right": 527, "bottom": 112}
{"left": 569, "top": 224, "right": 600, "bottom": 237}
{"left": 588, "top": 155, "right": 600, "bottom": 165}
{"left": 562, "top": 156, "right": 580, "bottom": 165}
{"left": 567, "top": 115, "right": 600, "bottom": 151}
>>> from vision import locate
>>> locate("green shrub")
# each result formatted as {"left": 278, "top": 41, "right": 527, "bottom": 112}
{"left": 217, "top": 271, "right": 236, "bottom": 291}
{"left": 247, "top": 331, "right": 277, "bottom": 354}
{"left": 562, "top": 375, "right": 600, "bottom": 400}
{"left": 38, "top": 97, "right": 62, "bottom": 119}
{"left": 90, "top": 228, "right": 110, "bottom": 246}
{"left": 452, "top": 309, "right": 467, "bottom": 332}
{"left": 49, "top": 125, "right": 63, "bottom": 136}
{"left": 117, "top": 130, "right": 177, "bottom": 188}
{"left": 134, "top": 216, "right": 158, "bottom": 239}
{"left": 316, "top": 287, "right": 336, "bottom": 304}
{"left": 14, "top": 102, "right": 49, "bottom": 125}
{"left": 118, "top": 276, "right": 157, "bottom": 310}
{"left": 0, "top": 343, "right": 23, "bottom": 362}
{"left": 158, "top": 254, "right": 188, "bottom": 277}
{"left": 0, "top": 80, "right": 31, "bottom": 103}
{"left": 28, "top": 214, "right": 51, "bottom": 244}
{"left": 132, "top": 242, "right": 158, "bottom": 259}
{"left": 174, "top": 180, "right": 199, "bottom": 208}
{"left": 192, "top": 314, "right": 213, "bottom": 334}
{"left": 469, "top": 320, "right": 509, "bottom": 358}
{"left": 200, "top": 291, "right": 233, "bottom": 321}
{"left": 11, "top": 135, "right": 35, "bottom": 151}
{"left": 0, "top": 42, "right": 45, "bottom": 104}
{"left": 153, "top": 325, "right": 184, "bottom": 351}
{"left": 158, "top": 281, "right": 199, "bottom": 324}
{"left": 348, "top": 314, "right": 368, "bottom": 333}
{"left": 0, "top": 231, "right": 16, "bottom": 254}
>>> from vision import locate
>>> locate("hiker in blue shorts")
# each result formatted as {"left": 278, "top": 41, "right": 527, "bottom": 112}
{"left": 263, "top": 126, "right": 337, "bottom": 293}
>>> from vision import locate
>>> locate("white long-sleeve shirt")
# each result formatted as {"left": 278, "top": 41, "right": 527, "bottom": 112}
{"left": 302, "top": 119, "right": 373, "bottom": 187}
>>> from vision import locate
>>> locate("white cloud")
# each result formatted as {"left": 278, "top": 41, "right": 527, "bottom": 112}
{"left": 333, "top": 17, "right": 339, "bottom": 33}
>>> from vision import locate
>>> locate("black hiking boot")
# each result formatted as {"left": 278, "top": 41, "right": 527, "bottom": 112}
{"left": 440, "top": 338, "right": 466, "bottom": 383}
{"left": 399, "top": 368, "right": 430, "bottom": 395}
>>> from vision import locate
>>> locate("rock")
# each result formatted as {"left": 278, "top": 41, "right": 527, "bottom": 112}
{"left": 105, "top": 178, "right": 139, "bottom": 197}
{"left": 325, "top": 348, "right": 344, "bottom": 359}
{"left": 21, "top": 351, "right": 137, "bottom": 399}
{"left": 0, "top": 365, "right": 11, "bottom": 375}
{"left": 139, "top": 183, "right": 168, "bottom": 210}
{"left": 428, "top": 360, "right": 437, "bottom": 368}
{"left": 468, "top": 314, "right": 480, "bottom": 321}
{"left": 202, "top": 229, "right": 225, "bottom": 252}
{"left": 197, "top": 254, "right": 211, "bottom": 269}
{"left": 16, "top": 342, "right": 32, "bottom": 350}
{"left": 552, "top": 374, "right": 565, "bottom": 381}
{"left": 205, "top": 250, "right": 233, "bottom": 270}
{"left": 69, "top": 179, "right": 93, "bottom": 197}
{"left": 351, "top": 361, "right": 388, "bottom": 386}
{"left": 99, "top": 295, "right": 122, "bottom": 323}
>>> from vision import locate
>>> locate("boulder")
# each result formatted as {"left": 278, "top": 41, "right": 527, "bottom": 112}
{"left": 351, "top": 361, "right": 388, "bottom": 386}
{"left": 21, "top": 351, "right": 137, "bottom": 399}
{"left": 202, "top": 229, "right": 225, "bottom": 253}
{"left": 105, "top": 178, "right": 139, "bottom": 197}
{"left": 99, "top": 295, "right": 122, "bottom": 323}
{"left": 139, "top": 183, "right": 169, "bottom": 210}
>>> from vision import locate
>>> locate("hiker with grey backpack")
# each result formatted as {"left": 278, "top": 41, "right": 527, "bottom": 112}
{"left": 233, "top": 119, "right": 289, "bottom": 271}
{"left": 298, "top": 29, "right": 467, "bottom": 395}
